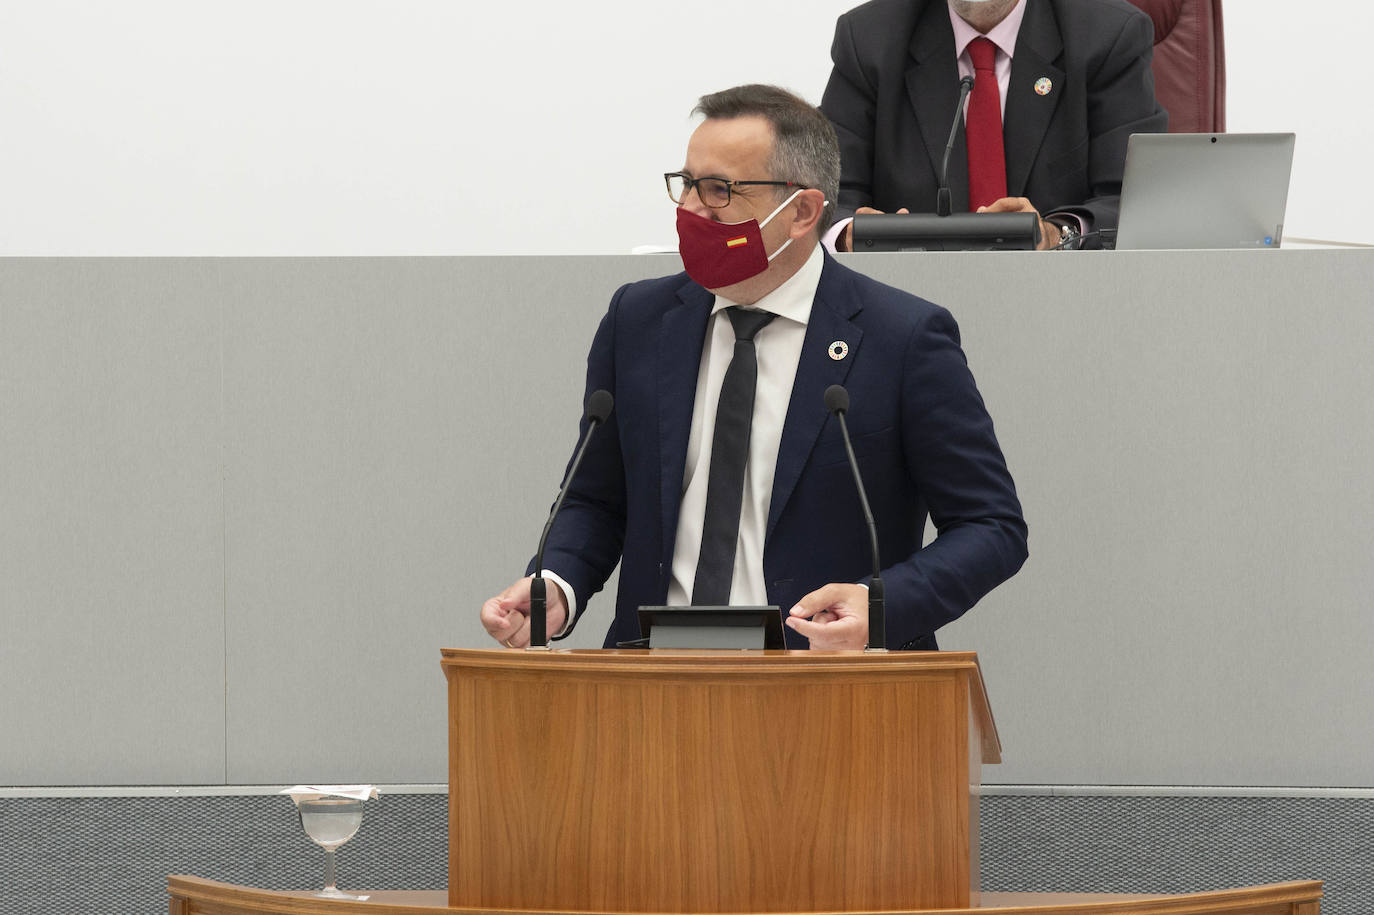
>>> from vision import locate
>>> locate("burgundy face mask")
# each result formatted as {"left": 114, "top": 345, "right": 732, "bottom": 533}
{"left": 675, "top": 189, "right": 802, "bottom": 289}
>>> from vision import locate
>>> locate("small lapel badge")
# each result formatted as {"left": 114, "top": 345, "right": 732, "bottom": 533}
{"left": 1034, "top": 77, "right": 1053, "bottom": 96}
{"left": 828, "top": 340, "right": 849, "bottom": 361}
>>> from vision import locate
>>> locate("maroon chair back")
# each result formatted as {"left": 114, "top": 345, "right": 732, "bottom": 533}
{"left": 1125, "top": 0, "right": 1226, "bottom": 132}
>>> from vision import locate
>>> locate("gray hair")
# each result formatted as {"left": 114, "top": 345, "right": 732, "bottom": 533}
{"left": 693, "top": 84, "right": 840, "bottom": 234}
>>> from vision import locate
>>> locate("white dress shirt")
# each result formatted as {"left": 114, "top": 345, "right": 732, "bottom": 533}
{"left": 666, "top": 245, "right": 825, "bottom": 607}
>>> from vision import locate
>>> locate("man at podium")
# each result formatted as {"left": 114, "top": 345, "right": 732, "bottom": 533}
{"left": 480, "top": 84, "right": 1027, "bottom": 651}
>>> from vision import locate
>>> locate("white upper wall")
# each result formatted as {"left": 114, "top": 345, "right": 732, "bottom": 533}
{"left": 0, "top": 0, "right": 1365, "bottom": 254}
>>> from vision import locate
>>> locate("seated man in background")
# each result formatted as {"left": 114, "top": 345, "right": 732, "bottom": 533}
{"left": 821, "top": 0, "right": 1168, "bottom": 250}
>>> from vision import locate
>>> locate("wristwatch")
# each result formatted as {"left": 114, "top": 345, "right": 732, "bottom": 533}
{"left": 1049, "top": 217, "right": 1081, "bottom": 249}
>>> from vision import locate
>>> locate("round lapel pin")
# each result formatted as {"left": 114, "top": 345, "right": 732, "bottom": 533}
{"left": 1034, "top": 77, "right": 1053, "bottom": 96}
{"left": 828, "top": 341, "right": 849, "bottom": 361}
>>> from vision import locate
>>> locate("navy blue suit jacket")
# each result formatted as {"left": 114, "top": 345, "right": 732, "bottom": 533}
{"left": 540, "top": 253, "right": 1027, "bottom": 649}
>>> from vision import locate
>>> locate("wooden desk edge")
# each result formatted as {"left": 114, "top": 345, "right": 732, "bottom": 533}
{"left": 168, "top": 876, "right": 1322, "bottom": 915}
{"left": 438, "top": 648, "right": 1002, "bottom": 763}
{"left": 438, "top": 648, "right": 987, "bottom": 676}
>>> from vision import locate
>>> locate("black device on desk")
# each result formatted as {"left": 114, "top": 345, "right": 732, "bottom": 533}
{"left": 849, "top": 74, "right": 1040, "bottom": 252}
{"left": 620, "top": 606, "right": 786, "bottom": 649}
{"left": 851, "top": 212, "right": 1041, "bottom": 251}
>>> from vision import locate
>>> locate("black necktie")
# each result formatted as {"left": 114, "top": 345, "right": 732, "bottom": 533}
{"left": 692, "top": 307, "right": 776, "bottom": 606}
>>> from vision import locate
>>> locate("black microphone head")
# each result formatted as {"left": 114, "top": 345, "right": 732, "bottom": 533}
{"left": 823, "top": 384, "right": 849, "bottom": 415}
{"left": 585, "top": 389, "right": 614, "bottom": 423}
{"left": 961, "top": 74, "right": 975, "bottom": 90}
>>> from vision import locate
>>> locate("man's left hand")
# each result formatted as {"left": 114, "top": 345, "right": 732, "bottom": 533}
{"left": 978, "top": 196, "right": 1058, "bottom": 250}
{"left": 786, "top": 583, "right": 869, "bottom": 649}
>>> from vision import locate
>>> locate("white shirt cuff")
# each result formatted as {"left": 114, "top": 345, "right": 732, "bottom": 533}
{"left": 539, "top": 569, "right": 577, "bottom": 638}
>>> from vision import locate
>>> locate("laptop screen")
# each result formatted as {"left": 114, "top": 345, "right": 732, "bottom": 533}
{"left": 1114, "top": 133, "right": 1296, "bottom": 250}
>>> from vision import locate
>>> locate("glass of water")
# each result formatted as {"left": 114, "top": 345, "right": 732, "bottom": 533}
{"left": 295, "top": 796, "right": 365, "bottom": 899}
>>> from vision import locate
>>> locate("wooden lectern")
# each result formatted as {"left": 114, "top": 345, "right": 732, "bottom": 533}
{"left": 441, "top": 649, "right": 1000, "bottom": 913}
{"left": 166, "top": 648, "right": 1324, "bottom": 915}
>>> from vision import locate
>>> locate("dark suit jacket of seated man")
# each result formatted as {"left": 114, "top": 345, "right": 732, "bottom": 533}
{"left": 821, "top": 0, "right": 1169, "bottom": 243}
{"left": 480, "top": 85, "right": 1028, "bottom": 652}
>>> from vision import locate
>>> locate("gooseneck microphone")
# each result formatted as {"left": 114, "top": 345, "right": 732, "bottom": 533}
{"left": 529, "top": 389, "right": 614, "bottom": 649}
{"left": 937, "top": 75, "right": 976, "bottom": 218}
{"left": 823, "top": 384, "right": 886, "bottom": 651}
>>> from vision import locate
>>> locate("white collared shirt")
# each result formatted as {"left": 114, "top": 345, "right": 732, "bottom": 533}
{"left": 666, "top": 244, "right": 825, "bottom": 607}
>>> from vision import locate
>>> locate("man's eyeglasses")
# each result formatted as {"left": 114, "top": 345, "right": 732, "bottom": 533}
{"left": 665, "top": 172, "right": 808, "bottom": 209}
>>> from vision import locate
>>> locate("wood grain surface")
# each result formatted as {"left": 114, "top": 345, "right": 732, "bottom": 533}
{"left": 167, "top": 875, "right": 1323, "bottom": 915}
{"left": 443, "top": 650, "right": 993, "bottom": 912}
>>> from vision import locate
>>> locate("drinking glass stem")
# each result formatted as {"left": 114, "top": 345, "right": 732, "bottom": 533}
{"left": 324, "top": 848, "right": 338, "bottom": 892}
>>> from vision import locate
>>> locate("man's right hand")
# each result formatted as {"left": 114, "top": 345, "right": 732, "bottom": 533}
{"left": 480, "top": 575, "right": 569, "bottom": 648}
{"left": 840, "top": 206, "right": 909, "bottom": 252}
{"left": 977, "top": 196, "right": 1057, "bottom": 250}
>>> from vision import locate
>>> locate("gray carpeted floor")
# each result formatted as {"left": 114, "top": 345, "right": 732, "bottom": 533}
{"left": 0, "top": 792, "right": 1366, "bottom": 914}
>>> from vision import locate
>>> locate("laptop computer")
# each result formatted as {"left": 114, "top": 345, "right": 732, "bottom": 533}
{"left": 1114, "top": 132, "right": 1296, "bottom": 250}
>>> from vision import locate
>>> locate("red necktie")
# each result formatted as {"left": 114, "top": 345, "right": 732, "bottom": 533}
{"left": 965, "top": 36, "right": 1007, "bottom": 211}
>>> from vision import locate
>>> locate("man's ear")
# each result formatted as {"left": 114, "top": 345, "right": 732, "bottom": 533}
{"left": 790, "top": 188, "right": 828, "bottom": 238}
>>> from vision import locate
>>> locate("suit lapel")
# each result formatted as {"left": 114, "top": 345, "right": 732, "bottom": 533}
{"left": 1004, "top": 0, "right": 1064, "bottom": 197}
{"left": 905, "top": 3, "right": 967, "bottom": 210}
{"left": 658, "top": 280, "right": 713, "bottom": 566}
{"left": 766, "top": 257, "right": 861, "bottom": 542}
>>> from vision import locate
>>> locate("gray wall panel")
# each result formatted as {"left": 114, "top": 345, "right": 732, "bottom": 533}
{"left": 3, "top": 251, "right": 1371, "bottom": 788}
{"left": 861, "top": 251, "right": 1374, "bottom": 787}
{"left": 218, "top": 258, "right": 657, "bottom": 783}
{"left": 0, "top": 260, "right": 226, "bottom": 784}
